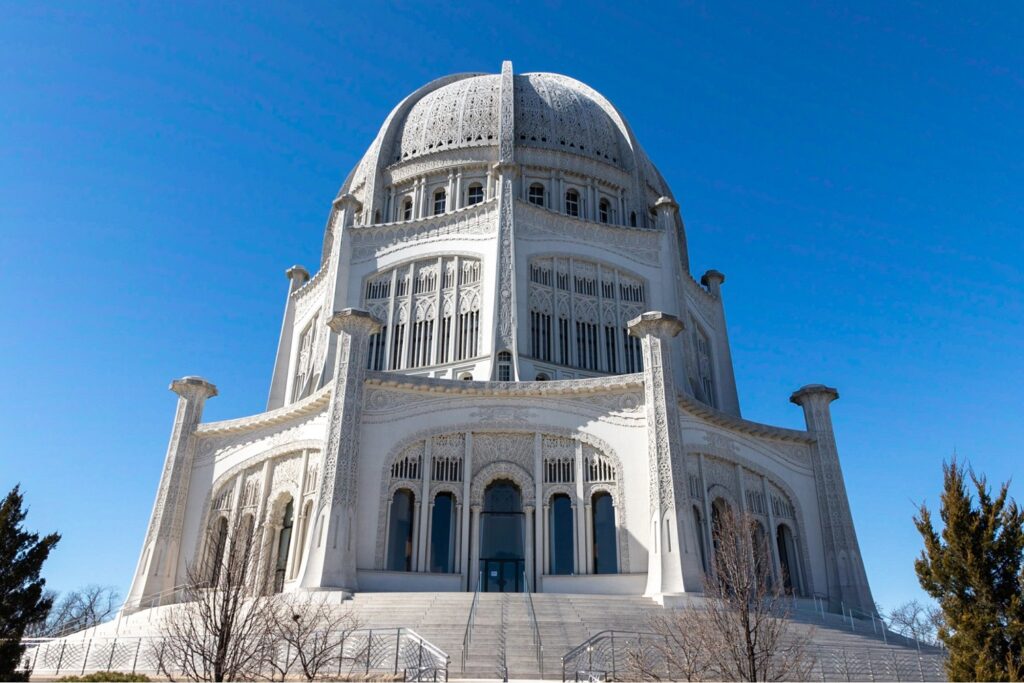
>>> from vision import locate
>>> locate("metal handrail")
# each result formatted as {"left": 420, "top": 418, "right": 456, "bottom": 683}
{"left": 461, "top": 570, "right": 483, "bottom": 672}
{"left": 522, "top": 570, "right": 544, "bottom": 678}
{"left": 560, "top": 629, "right": 947, "bottom": 682}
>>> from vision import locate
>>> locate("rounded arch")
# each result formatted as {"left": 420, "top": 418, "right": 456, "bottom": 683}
{"left": 471, "top": 461, "right": 535, "bottom": 506}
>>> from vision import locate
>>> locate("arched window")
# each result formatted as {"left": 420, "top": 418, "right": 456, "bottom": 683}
{"left": 711, "top": 497, "right": 732, "bottom": 556}
{"left": 273, "top": 500, "right": 294, "bottom": 593}
{"left": 429, "top": 492, "right": 456, "bottom": 573}
{"left": 693, "top": 506, "right": 708, "bottom": 573}
{"left": 528, "top": 183, "right": 545, "bottom": 206}
{"left": 751, "top": 520, "right": 769, "bottom": 582}
{"left": 549, "top": 494, "right": 574, "bottom": 575}
{"left": 496, "top": 350, "right": 512, "bottom": 381}
{"left": 591, "top": 492, "right": 618, "bottom": 574}
{"left": 599, "top": 198, "right": 610, "bottom": 223}
{"left": 386, "top": 489, "right": 416, "bottom": 571}
{"left": 374, "top": 209, "right": 381, "bottom": 224}
{"left": 210, "top": 516, "right": 228, "bottom": 585}
{"left": 294, "top": 500, "right": 313, "bottom": 580}
{"left": 433, "top": 189, "right": 446, "bottom": 215}
{"left": 629, "top": 211, "right": 637, "bottom": 227}
{"left": 535, "top": 372, "right": 550, "bottom": 381}
{"left": 467, "top": 184, "right": 484, "bottom": 205}
{"left": 777, "top": 524, "right": 801, "bottom": 595}
{"left": 402, "top": 198, "right": 413, "bottom": 221}
{"left": 565, "top": 189, "right": 580, "bottom": 217}
{"left": 459, "top": 372, "right": 473, "bottom": 381}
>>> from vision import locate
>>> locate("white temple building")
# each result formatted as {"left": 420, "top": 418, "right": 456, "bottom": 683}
{"left": 126, "top": 61, "right": 876, "bottom": 613}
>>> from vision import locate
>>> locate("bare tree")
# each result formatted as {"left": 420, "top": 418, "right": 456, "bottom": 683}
{"left": 628, "top": 508, "right": 812, "bottom": 681}
{"left": 885, "top": 599, "right": 943, "bottom": 647}
{"left": 25, "top": 585, "right": 121, "bottom": 636}
{"left": 263, "top": 594, "right": 361, "bottom": 681}
{"left": 158, "top": 515, "right": 274, "bottom": 682}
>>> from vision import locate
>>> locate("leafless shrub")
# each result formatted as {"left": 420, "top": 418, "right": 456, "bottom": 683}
{"left": 885, "top": 599, "right": 943, "bottom": 647}
{"left": 262, "top": 594, "right": 361, "bottom": 681}
{"left": 627, "top": 508, "right": 813, "bottom": 681}
{"left": 157, "top": 516, "right": 274, "bottom": 682}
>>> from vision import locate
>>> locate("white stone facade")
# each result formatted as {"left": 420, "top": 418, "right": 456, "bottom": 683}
{"left": 126, "top": 62, "right": 875, "bottom": 612}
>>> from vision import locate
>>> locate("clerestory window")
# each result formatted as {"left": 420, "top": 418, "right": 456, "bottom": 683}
{"left": 467, "top": 184, "right": 484, "bottom": 205}
{"left": 528, "top": 183, "right": 545, "bottom": 207}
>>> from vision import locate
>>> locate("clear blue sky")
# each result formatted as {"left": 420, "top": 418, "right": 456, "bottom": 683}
{"left": 1, "top": 2, "right": 1021, "bottom": 614}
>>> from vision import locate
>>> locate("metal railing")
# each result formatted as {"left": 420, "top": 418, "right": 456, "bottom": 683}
{"left": 523, "top": 570, "right": 544, "bottom": 678}
{"left": 461, "top": 570, "right": 483, "bottom": 673}
{"left": 561, "top": 629, "right": 947, "bottom": 682}
{"left": 793, "top": 595, "right": 943, "bottom": 653}
{"left": 19, "top": 627, "right": 449, "bottom": 681}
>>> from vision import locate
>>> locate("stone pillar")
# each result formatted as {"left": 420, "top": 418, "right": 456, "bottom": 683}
{"left": 584, "top": 500, "right": 594, "bottom": 574}
{"left": 127, "top": 376, "right": 217, "bottom": 610}
{"left": 417, "top": 439, "right": 432, "bottom": 572}
{"left": 300, "top": 309, "right": 380, "bottom": 591}
{"left": 629, "top": 312, "right": 704, "bottom": 603}
{"left": 524, "top": 505, "right": 535, "bottom": 590}
{"left": 700, "top": 269, "right": 741, "bottom": 415}
{"left": 268, "top": 265, "right": 309, "bottom": 410}
{"left": 469, "top": 505, "right": 482, "bottom": 590}
{"left": 460, "top": 432, "right": 473, "bottom": 590}
{"left": 790, "top": 384, "right": 876, "bottom": 614}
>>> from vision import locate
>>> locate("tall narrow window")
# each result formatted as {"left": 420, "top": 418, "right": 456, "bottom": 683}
{"left": 429, "top": 492, "right": 455, "bottom": 573}
{"left": 402, "top": 198, "right": 413, "bottom": 221}
{"left": 467, "top": 184, "right": 484, "bottom": 205}
{"left": 531, "top": 310, "right": 552, "bottom": 361}
{"left": 496, "top": 350, "right": 512, "bottom": 381}
{"left": 528, "top": 183, "right": 545, "bottom": 206}
{"left": 629, "top": 211, "right": 637, "bottom": 227}
{"left": 565, "top": 189, "right": 580, "bottom": 217}
{"left": 777, "top": 524, "right": 801, "bottom": 595}
{"left": 273, "top": 500, "right": 294, "bottom": 593}
{"left": 295, "top": 500, "right": 313, "bottom": 579}
{"left": 549, "top": 494, "right": 574, "bottom": 575}
{"left": 592, "top": 492, "right": 618, "bottom": 574}
{"left": 433, "top": 189, "right": 446, "bottom": 215}
{"left": 210, "top": 516, "right": 229, "bottom": 585}
{"left": 693, "top": 506, "right": 708, "bottom": 573}
{"left": 386, "top": 489, "right": 416, "bottom": 571}
{"left": 599, "top": 198, "right": 610, "bottom": 223}
{"left": 623, "top": 331, "right": 643, "bottom": 373}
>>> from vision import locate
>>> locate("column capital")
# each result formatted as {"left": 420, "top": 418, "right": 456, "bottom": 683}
{"left": 169, "top": 376, "right": 218, "bottom": 400}
{"left": 654, "top": 196, "right": 678, "bottom": 213}
{"left": 524, "top": 504, "right": 535, "bottom": 514}
{"left": 326, "top": 308, "right": 381, "bottom": 336}
{"left": 700, "top": 269, "right": 725, "bottom": 287}
{"left": 790, "top": 384, "right": 840, "bottom": 407}
{"left": 627, "top": 311, "right": 685, "bottom": 339}
{"left": 492, "top": 161, "right": 519, "bottom": 177}
{"left": 332, "top": 193, "right": 362, "bottom": 211}
{"left": 286, "top": 264, "right": 310, "bottom": 283}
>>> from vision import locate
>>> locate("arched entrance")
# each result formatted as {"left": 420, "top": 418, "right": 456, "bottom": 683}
{"left": 479, "top": 479, "right": 524, "bottom": 592}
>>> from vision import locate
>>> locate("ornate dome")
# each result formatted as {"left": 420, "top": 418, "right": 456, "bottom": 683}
{"left": 386, "top": 71, "right": 635, "bottom": 171}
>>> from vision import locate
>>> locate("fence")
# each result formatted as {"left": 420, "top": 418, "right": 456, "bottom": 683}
{"left": 560, "top": 630, "right": 947, "bottom": 682}
{"left": 20, "top": 627, "right": 449, "bottom": 681}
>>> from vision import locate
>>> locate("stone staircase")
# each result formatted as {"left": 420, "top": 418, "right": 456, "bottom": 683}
{"left": 346, "top": 591, "right": 945, "bottom": 680}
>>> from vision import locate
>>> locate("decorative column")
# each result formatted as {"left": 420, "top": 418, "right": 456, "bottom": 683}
{"left": 542, "top": 503, "right": 551, "bottom": 576}
{"left": 127, "top": 376, "right": 217, "bottom": 610}
{"left": 300, "top": 309, "right": 380, "bottom": 591}
{"left": 268, "top": 265, "right": 309, "bottom": 410}
{"left": 573, "top": 440, "right": 586, "bottom": 573}
{"left": 524, "top": 505, "right": 535, "bottom": 590}
{"left": 469, "top": 504, "right": 482, "bottom": 590}
{"left": 417, "top": 439, "right": 432, "bottom": 571}
{"left": 584, "top": 500, "right": 594, "bottom": 574}
{"left": 460, "top": 432, "right": 473, "bottom": 590}
{"left": 492, "top": 61, "right": 520, "bottom": 378}
{"left": 629, "top": 312, "right": 704, "bottom": 603}
{"left": 791, "top": 385, "right": 876, "bottom": 614}
{"left": 700, "top": 269, "right": 741, "bottom": 415}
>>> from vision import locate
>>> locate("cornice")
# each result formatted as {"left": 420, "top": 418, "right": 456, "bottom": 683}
{"left": 363, "top": 371, "right": 643, "bottom": 396}
{"left": 196, "top": 384, "right": 333, "bottom": 436}
{"left": 678, "top": 394, "right": 814, "bottom": 444}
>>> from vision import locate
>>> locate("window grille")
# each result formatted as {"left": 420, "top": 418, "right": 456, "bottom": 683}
{"left": 467, "top": 184, "right": 484, "bottom": 205}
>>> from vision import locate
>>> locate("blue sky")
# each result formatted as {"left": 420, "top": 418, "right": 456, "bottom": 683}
{"left": 1, "top": 2, "right": 1021, "bottom": 614}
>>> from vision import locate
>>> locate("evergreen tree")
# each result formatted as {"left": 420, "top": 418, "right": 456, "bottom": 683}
{"left": 915, "top": 460, "right": 1024, "bottom": 681}
{"left": 0, "top": 485, "right": 61, "bottom": 681}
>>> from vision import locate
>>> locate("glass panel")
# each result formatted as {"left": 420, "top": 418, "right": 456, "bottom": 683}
{"left": 387, "top": 490, "right": 415, "bottom": 571}
{"left": 274, "top": 500, "right": 294, "bottom": 593}
{"left": 592, "top": 492, "right": 618, "bottom": 574}
{"left": 430, "top": 493, "right": 454, "bottom": 573}
{"left": 480, "top": 480, "right": 524, "bottom": 560}
{"left": 550, "top": 494, "right": 574, "bottom": 575}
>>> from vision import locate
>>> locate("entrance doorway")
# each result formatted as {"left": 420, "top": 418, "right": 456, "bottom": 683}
{"left": 479, "top": 479, "right": 524, "bottom": 592}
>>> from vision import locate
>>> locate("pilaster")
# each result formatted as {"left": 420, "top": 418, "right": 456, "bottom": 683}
{"left": 790, "top": 384, "right": 875, "bottom": 614}
{"left": 268, "top": 265, "right": 310, "bottom": 410}
{"left": 700, "top": 269, "right": 741, "bottom": 416}
{"left": 629, "top": 312, "right": 704, "bottom": 603}
{"left": 127, "top": 376, "right": 217, "bottom": 609}
{"left": 300, "top": 309, "right": 380, "bottom": 591}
